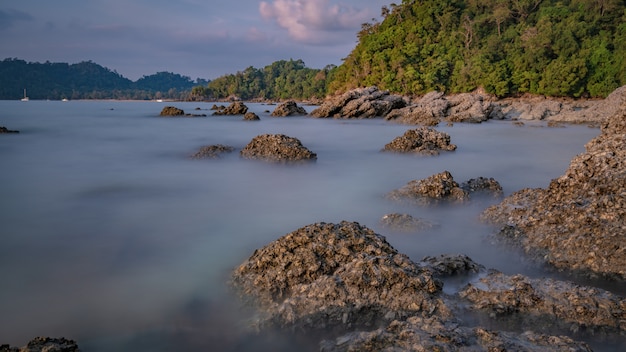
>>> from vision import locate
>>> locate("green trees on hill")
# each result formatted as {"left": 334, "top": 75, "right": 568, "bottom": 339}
{"left": 330, "top": 0, "right": 626, "bottom": 98}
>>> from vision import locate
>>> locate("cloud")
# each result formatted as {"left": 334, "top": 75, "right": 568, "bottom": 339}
{"left": 259, "top": 0, "right": 372, "bottom": 44}
{"left": 0, "top": 9, "right": 33, "bottom": 30}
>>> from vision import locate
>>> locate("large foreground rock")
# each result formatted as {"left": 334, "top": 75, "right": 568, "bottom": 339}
{"left": 0, "top": 337, "right": 80, "bottom": 352}
{"left": 382, "top": 127, "right": 456, "bottom": 155}
{"left": 240, "top": 134, "right": 317, "bottom": 163}
{"left": 310, "top": 86, "right": 406, "bottom": 118}
{"left": 481, "top": 103, "right": 626, "bottom": 279}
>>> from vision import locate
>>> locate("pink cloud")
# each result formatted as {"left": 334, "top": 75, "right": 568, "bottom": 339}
{"left": 259, "top": 0, "right": 372, "bottom": 44}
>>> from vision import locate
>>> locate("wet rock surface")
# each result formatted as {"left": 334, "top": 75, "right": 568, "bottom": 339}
{"left": 310, "top": 86, "right": 406, "bottom": 118}
{"left": 0, "top": 337, "right": 80, "bottom": 352}
{"left": 212, "top": 101, "right": 249, "bottom": 115}
{"left": 240, "top": 134, "right": 317, "bottom": 163}
{"left": 386, "top": 171, "right": 470, "bottom": 205}
{"left": 271, "top": 100, "right": 307, "bottom": 116}
{"left": 382, "top": 127, "right": 456, "bottom": 155}
{"left": 460, "top": 177, "right": 503, "bottom": 197}
{"left": 481, "top": 103, "right": 626, "bottom": 279}
{"left": 379, "top": 213, "right": 438, "bottom": 232}
{"left": 190, "top": 144, "right": 235, "bottom": 159}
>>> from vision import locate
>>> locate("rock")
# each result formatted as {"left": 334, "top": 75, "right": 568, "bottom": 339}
{"left": 459, "top": 271, "right": 626, "bottom": 333}
{"left": 382, "top": 127, "right": 456, "bottom": 155}
{"left": 190, "top": 144, "right": 235, "bottom": 159}
{"left": 421, "top": 254, "right": 485, "bottom": 277}
{"left": 386, "top": 171, "right": 470, "bottom": 205}
{"left": 271, "top": 101, "right": 307, "bottom": 117}
{"left": 0, "top": 337, "right": 81, "bottom": 352}
{"left": 320, "top": 317, "right": 593, "bottom": 352}
{"left": 446, "top": 93, "right": 495, "bottom": 123}
{"left": 481, "top": 103, "right": 626, "bottom": 279}
{"left": 549, "top": 85, "right": 626, "bottom": 124}
{"left": 460, "top": 177, "right": 503, "bottom": 197}
{"left": 379, "top": 213, "right": 438, "bottom": 232}
{"left": 243, "top": 112, "right": 260, "bottom": 121}
{"left": 385, "top": 91, "right": 449, "bottom": 125}
{"left": 159, "top": 106, "right": 185, "bottom": 116}
{"left": 240, "top": 134, "right": 317, "bottom": 163}
{"left": 310, "top": 86, "right": 406, "bottom": 118}
{"left": 231, "top": 221, "right": 447, "bottom": 331}
{"left": 0, "top": 126, "right": 19, "bottom": 134}
{"left": 212, "top": 102, "right": 248, "bottom": 115}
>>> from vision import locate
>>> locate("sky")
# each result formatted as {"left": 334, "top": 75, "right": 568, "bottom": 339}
{"left": 0, "top": 0, "right": 391, "bottom": 81}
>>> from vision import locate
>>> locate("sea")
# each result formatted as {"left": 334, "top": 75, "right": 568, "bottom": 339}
{"left": 0, "top": 100, "right": 621, "bottom": 351}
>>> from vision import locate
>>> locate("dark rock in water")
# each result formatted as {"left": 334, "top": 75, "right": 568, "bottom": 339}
{"left": 481, "top": 104, "right": 626, "bottom": 279}
{"left": 190, "top": 144, "right": 235, "bottom": 159}
{"left": 159, "top": 106, "right": 185, "bottom": 116}
{"left": 213, "top": 102, "right": 248, "bottom": 115}
{"left": 459, "top": 271, "right": 626, "bottom": 333}
{"left": 460, "top": 177, "right": 503, "bottom": 197}
{"left": 0, "top": 337, "right": 81, "bottom": 352}
{"left": 382, "top": 127, "right": 456, "bottom": 155}
{"left": 386, "top": 171, "right": 470, "bottom": 205}
{"left": 421, "top": 254, "right": 485, "bottom": 277}
{"left": 379, "top": 213, "right": 438, "bottom": 232}
{"left": 0, "top": 126, "right": 19, "bottom": 134}
{"left": 310, "top": 86, "right": 406, "bottom": 118}
{"left": 320, "top": 317, "right": 593, "bottom": 352}
{"left": 231, "top": 221, "right": 447, "bottom": 331}
{"left": 271, "top": 101, "right": 307, "bottom": 117}
{"left": 243, "top": 112, "right": 260, "bottom": 121}
{"left": 240, "top": 134, "right": 317, "bottom": 163}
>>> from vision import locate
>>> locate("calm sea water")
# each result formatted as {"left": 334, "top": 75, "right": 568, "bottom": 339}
{"left": 0, "top": 100, "right": 614, "bottom": 351}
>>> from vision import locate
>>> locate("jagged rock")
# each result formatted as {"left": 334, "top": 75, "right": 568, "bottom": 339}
{"left": 0, "top": 337, "right": 80, "bottom": 352}
{"left": 271, "top": 101, "right": 307, "bottom": 116}
{"left": 0, "top": 126, "right": 19, "bottom": 134}
{"left": 310, "top": 86, "right": 406, "bottom": 118}
{"left": 382, "top": 127, "right": 456, "bottom": 155}
{"left": 231, "top": 221, "right": 447, "bottom": 331}
{"left": 421, "top": 254, "right": 485, "bottom": 277}
{"left": 243, "top": 112, "right": 260, "bottom": 121}
{"left": 459, "top": 271, "right": 626, "bottom": 333}
{"left": 446, "top": 93, "right": 495, "bottom": 123}
{"left": 212, "top": 101, "right": 248, "bottom": 115}
{"left": 190, "top": 144, "right": 235, "bottom": 159}
{"left": 320, "top": 317, "right": 593, "bottom": 352}
{"left": 385, "top": 91, "right": 449, "bottom": 125}
{"left": 481, "top": 103, "right": 626, "bottom": 279}
{"left": 460, "top": 177, "right": 503, "bottom": 197}
{"left": 240, "top": 134, "right": 316, "bottom": 163}
{"left": 386, "top": 171, "right": 470, "bottom": 205}
{"left": 379, "top": 213, "right": 438, "bottom": 232}
{"left": 159, "top": 106, "right": 185, "bottom": 116}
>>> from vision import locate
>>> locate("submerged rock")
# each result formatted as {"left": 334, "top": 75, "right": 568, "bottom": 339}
{"left": 379, "top": 213, "right": 438, "bottom": 232}
{"left": 421, "top": 254, "right": 485, "bottom": 277}
{"left": 460, "top": 177, "right": 503, "bottom": 197}
{"left": 481, "top": 103, "right": 626, "bottom": 279}
{"left": 386, "top": 171, "right": 470, "bottom": 205}
{"left": 271, "top": 101, "right": 307, "bottom": 116}
{"left": 0, "top": 126, "right": 19, "bottom": 134}
{"left": 240, "top": 134, "right": 316, "bottom": 163}
{"left": 190, "top": 144, "right": 235, "bottom": 159}
{"left": 382, "top": 127, "right": 456, "bottom": 155}
{"left": 0, "top": 337, "right": 81, "bottom": 352}
{"left": 310, "top": 86, "right": 406, "bottom": 118}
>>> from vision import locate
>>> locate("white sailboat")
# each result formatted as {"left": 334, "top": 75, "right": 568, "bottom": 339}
{"left": 21, "top": 89, "right": 29, "bottom": 101}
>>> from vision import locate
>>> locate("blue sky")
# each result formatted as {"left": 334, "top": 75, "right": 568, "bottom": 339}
{"left": 0, "top": 0, "right": 390, "bottom": 81}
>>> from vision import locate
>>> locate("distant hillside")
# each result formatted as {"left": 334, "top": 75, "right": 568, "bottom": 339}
{"left": 0, "top": 58, "right": 201, "bottom": 100}
{"left": 329, "top": 0, "right": 626, "bottom": 98}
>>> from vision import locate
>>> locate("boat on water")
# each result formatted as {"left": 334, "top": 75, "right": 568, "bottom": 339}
{"left": 20, "top": 89, "right": 29, "bottom": 101}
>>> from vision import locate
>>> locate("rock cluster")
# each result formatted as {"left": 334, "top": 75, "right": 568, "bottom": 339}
{"left": 212, "top": 102, "right": 249, "bottom": 115}
{"left": 0, "top": 126, "right": 19, "bottom": 134}
{"left": 382, "top": 127, "right": 456, "bottom": 155}
{"left": 0, "top": 337, "right": 80, "bottom": 352}
{"left": 159, "top": 106, "right": 206, "bottom": 117}
{"left": 386, "top": 171, "right": 470, "bottom": 205}
{"left": 190, "top": 144, "right": 235, "bottom": 159}
{"left": 240, "top": 134, "right": 317, "bottom": 163}
{"left": 271, "top": 100, "right": 307, "bottom": 116}
{"left": 481, "top": 103, "right": 626, "bottom": 279}
{"left": 310, "top": 86, "right": 406, "bottom": 118}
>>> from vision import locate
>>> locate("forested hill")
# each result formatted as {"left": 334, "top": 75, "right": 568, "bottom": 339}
{"left": 0, "top": 58, "right": 201, "bottom": 100}
{"left": 329, "top": 0, "right": 626, "bottom": 98}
